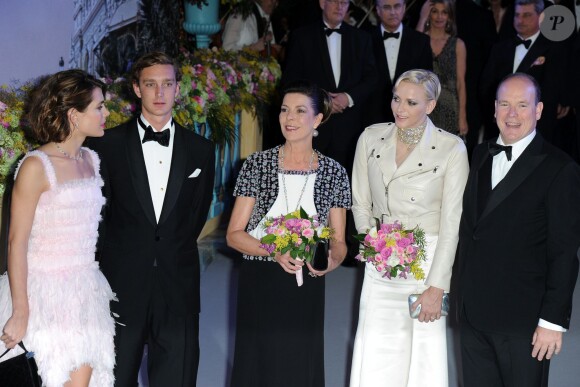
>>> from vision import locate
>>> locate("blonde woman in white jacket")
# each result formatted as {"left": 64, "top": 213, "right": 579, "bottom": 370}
{"left": 350, "top": 69, "right": 469, "bottom": 387}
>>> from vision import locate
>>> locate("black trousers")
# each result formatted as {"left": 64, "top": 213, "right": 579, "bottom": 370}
{"left": 460, "top": 315, "right": 549, "bottom": 387}
{"left": 113, "top": 275, "right": 199, "bottom": 387}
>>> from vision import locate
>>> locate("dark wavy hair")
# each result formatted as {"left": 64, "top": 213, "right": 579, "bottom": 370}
{"left": 27, "top": 69, "right": 106, "bottom": 144}
{"left": 281, "top": 80, "right": 333, "bottom": 124}
{"left": 130, "top": 51, "right": 181, "bottom": 85}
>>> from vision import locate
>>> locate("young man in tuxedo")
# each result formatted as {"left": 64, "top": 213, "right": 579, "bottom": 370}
{"left": 364, "top": 0, "right": 432, "bottom": 127}
{"left": 480, "top": 0, "right": 569, "bottom": 145}
{"left": 88, "top": 52, "right": 215, "bottom": 386}
{"left": 458, "top": 73, "right": 580, "bottom": 387}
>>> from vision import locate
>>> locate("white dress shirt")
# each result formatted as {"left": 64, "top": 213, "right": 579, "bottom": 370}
{"left": 138, "top": 115, "right": 175, "bottom": 222}
{"left": 513, "top": 30, "right": 540, "bottom": 72}
{"left": 222, "top": 3, "right": 274, "bottom": 51}
{"left": 491, "top": 130, "right": 565, "bottom": 332}
{"left": 324, "top": 21, "right": 342, "bottom": 87}
{"left": 323, "top": 21, "right": 354, "bottom": 107}
{"left": 381, "top": 24, "right": 403, "bottom": 82}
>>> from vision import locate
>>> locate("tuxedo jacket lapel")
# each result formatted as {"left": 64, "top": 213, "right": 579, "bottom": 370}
{"left": 374, "top": 26, "right": 391, "bottom": 87}
{"left": 395, "top": 29, "right": 412, "bottom": 81}
{"left": 158, "top": 125, "right": 187, "bottom": 225}
{"left": 478, "top": 136, "right": 546, "bottom": 222}
{"left": 125, "top": 120, "right": 157, "bottom": 226}
{"left": 476, "top": 156, "right": 492, "bottom": 220}
{"left": 517, "top": 35, "right": 547, "bottom": 72}
{"left": 339, "top": 25, "right": 352, "bottom": 89}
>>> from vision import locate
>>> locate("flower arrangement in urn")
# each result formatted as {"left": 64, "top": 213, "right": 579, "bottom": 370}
{"left": 176, "top": 47, "right": 280, "bottom": 145}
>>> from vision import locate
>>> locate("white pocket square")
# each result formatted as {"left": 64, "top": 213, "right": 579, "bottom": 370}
{"left": 189, "top": 168, "right": 201, "bottom": 178}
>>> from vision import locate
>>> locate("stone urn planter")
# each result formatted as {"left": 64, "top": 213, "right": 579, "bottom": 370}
{"left": 183, "top": 0, "right": 222, "bottom": 48}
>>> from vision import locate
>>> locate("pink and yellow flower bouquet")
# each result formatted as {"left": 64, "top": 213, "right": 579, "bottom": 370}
{"left": 354, "top": 220, "right": 427, "bottom": 280}
{"left": 260, "top": 207, "right": 333, "bottom": 286}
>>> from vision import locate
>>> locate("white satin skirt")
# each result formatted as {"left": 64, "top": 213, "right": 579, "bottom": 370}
{"left": 349, "top": 235, "right": 448, "bottom": 387}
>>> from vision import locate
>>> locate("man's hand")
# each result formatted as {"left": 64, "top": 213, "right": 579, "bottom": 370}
{"left": 329, "top": 92, "right": 349, "bottom": 114}
{"left": 531, "top": 326, "right": 562, "bottom": 361}
{"left": 248, "top": 33, "right": 273, "bottom": 52}
{"left": 556, "top": 104, "right": 570, "bottom": 119}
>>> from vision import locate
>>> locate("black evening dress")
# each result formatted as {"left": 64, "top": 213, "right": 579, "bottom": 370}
{"left": 230, "top": 146, "right": 351, "bottom": 387}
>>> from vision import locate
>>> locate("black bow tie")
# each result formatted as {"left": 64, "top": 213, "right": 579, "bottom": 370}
{"left": 383, "top": 31, "right": 400, "bottom": 40}
{"left": 516, "top": 37, "right": 532, "bottom": 49}
{"left": 325, "top": 28, "right": 341, "bottom": 36}
{"left": 488, "top": 142, "right": 513, "bottom": 161}
{"left": 139, "top": 117, "right": 171, "bottom": 147}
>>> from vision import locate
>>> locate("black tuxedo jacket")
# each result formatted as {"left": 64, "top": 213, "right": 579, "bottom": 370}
{"left": 282, "top": 20, "right": 377, "bottom": 172}
{"left": 364, "top": 25, "right": 432, "bottom": 126}
{"left": 458, "top": 134, "right": 580, "bottom": 338}
{"left": 480, "top": 34, "right": 569, "bottom": 142}
{"left": 88, "top": 119, "right": 215, "bottom": 320}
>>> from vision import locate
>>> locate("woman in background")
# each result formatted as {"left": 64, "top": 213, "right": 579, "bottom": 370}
{"left": 417, "top": 0, "right": 468, "bottom": 137}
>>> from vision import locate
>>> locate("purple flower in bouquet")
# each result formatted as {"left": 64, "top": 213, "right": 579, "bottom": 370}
{"left": 259, "top": 207, "right": 333, "bottom": 263}
{"left": 355, "top": 220, "right": 427, "bottom": 280}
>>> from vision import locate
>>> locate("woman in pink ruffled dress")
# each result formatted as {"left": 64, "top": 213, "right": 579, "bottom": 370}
{"left": 0, "top": 70, "right": 116, "bottom": 387}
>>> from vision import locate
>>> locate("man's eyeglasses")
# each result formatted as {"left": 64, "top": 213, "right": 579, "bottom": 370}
{"left": 378, "top": 4, "right": 403, "bottom": 12}
{"left": 326, "top": 0, "right": 350, "bottom": 7}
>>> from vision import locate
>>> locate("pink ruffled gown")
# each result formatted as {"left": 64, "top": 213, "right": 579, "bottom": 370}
{"left": 0, "top": 149, "right": 116, "bottom": 387}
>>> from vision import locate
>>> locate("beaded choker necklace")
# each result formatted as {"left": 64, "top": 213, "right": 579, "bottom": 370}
{"left": 279, "top": 145, "right": 315, "bottom": 213}
{"left": 396, "top": 120, "right": 428, "bottom": 149}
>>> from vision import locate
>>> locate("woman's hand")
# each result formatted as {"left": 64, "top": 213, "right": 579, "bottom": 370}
{"left": 411, "top": 286, "right": 444, "bottom": 323}
{"left": 458, "top": 115, "right": 468, "bottom": 136}
{"left": 1, "top": 311, "right": 29, "bottom": 349}
{"left": 416, "top": 0, "right": 433, "bottom": 32}
{"left": 274, "top": 251, "right": 305, "bottom": 274}
{"left": 305, "top": 247, "right": 343, "bottom": 277}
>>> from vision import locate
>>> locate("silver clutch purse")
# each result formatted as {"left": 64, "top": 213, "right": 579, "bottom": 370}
{"left": 408, "top": 293, "right": 450, "bottom": 319}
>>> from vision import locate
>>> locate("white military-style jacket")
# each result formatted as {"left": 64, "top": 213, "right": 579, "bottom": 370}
{"left": 352, "top": 119, "right": 469, "bottom": 290}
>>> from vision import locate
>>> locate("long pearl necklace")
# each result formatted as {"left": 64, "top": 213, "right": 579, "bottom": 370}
{"left": 54, "top": 143, "right": 83, "bottom": 161}
{"left": 279, "top": 145, "right": 315, "bottom": 213}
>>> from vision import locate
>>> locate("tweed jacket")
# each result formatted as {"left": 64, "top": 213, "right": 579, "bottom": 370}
{"left": 233, "top": 146, "right": 352, "bottom": 261}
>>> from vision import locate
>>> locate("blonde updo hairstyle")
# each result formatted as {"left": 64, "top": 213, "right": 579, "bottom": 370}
{"left": 393, "top": 69, "right": 441, "bottom": 102}
{"left": 27, "top": 69, "right": 106, "bottom": 144}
